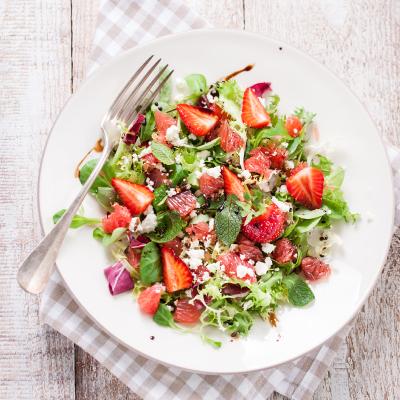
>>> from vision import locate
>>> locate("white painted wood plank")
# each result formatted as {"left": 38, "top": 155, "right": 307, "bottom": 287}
{"left": 0, "top": 0, "right": 75, "bottom": 399}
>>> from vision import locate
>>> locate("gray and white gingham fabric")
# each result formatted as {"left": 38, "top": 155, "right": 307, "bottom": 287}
{"left": 40, "top": 1, "right": 400, "bottom": 399}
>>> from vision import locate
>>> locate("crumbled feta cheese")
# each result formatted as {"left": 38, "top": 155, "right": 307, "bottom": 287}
{"left": 206, "top": 261, "right": 220, "bottom": 273}
{"left": 236, "top": 264, "right": 249, "bottom": 278}
{"left": 137, "top": 208, "right": 157, "bottom": 234}
{"left": 205, "top": 166, "right": 221, "bottom": 178}
{"left": 206, "top": 92, "right": 216, "bottom": 103}
{"left": 285, "top": 160, "right": 295, "bottom": 169}
{"left": 278, "top": 184, "right": 288, "bottom": 193}
{"left": 129, "top": 217, "right": 140, "bottom": 233}
{"left": 281, "top": 142, "right": 289, "bottom": 148}
{"left": 257, "top": 171, "right": 278, "bottom": 192}
{"left": 239, "top": 254, "right": 246, "bottom": 261}
{"left": 272, "top": 196, "right": 292, "bottom": 212}
{"left": 200, "top": 271, "right": 210, "bottom": 282}
{"left": 189, "top": 210, "right": 197, "bottom": 218}
{"left": 239, "top": 170, "right": 252, "bottom": 180}
{"left": 261, "top": 243, "right": 276, "bottom": 254}
{"left": 242, "top": 300, "right": 253, "bottom": 311}
{"left": 186, "top": 248, "right": 205, "bottom": 269}
{"left": 208, "top": 218, "right": 215, "bottom": 231}
{"left": 165, "top": 124, "right": 187, "bottom": 147}
{"left": 255, "top": 258, "right": 273, "bottom": 276}
{"left": 132, "top": 153, "right": 139, "bottom": 163}
{"left": 166, "top": 187, "right": 177, "bottom": 197}
{"left": 198, "top": 159, "right": 206, "bottom": 168}
{"left": 188, "top": 134, "right": 197, "bottom": 141}
{"left": 145, "top": 177, "right": 154, "bottom": 191}
{"left": 144, "top": 205, "right": 154, "bottom": 216}
{"left": 175, "top": 153, "right": 183, "bottom": 164}
{"left": 121, "top": 155, "right": 130, "bottom": 165}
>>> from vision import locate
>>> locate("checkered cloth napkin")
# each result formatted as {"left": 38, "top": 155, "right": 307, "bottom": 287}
{"left": 40, "top": 1, "right": 400, "bottom": 399}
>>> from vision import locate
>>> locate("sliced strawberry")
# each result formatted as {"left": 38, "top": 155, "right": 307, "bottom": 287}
{"left": 272, "top": 238, "right": 297, "bottom": 264}
{"left": 126, "top": 247, "right": 141, "bottom": 268}
{"left": 199, "top": 173, "right": 224, "bottom": 197}
{"left": 217, "top": 252, "right": 256, "bottom": 283}
{"left": 252, "top": 144, "right": 288, "bottom": 170}
{"left": 241, "top": 87, "right": 271, "bottom": 128}
{"left": 244, "top": 150, "right": 271, "bottom": 176}
{"left": 112, "top": 178, "right": 154, "bottom": 215}
{"left": 102, "top": 203, "right": 131, "bottom": 234}
{"left": 301, "top": 257, "right": 331, "bottom": 281}
{"left": 137, "top": 283, "right": 164, "bottom": 315}
{"left": 163, "top": 238, "right": 183, "bottom": 255}
{"left": 209, "top": 103, "right": 230, "bottom": 120}
{"left": 161, "top": 247, "right": 193, "bottom": 293}
{"left": 286, "top": 166, "right": 324, "bottom": 209}
{"left": 177, "top": 104, "right": 219, "bottom": 137}
{"left": 154, "top": 111, "right": 176, "bottom": 144}
{"left": 173, "top": 299, "right": 203, "bottom": 324}
{"left": 242, "top": 204, "right": 286, "bottom": 243}
{"left": 234, "top": 244, "right": 264, "bottom": 262}
{"left": 285, "top": 115, "right": 303, "bottom": 138}
{"left": 166, "top": 190, "right": 197, "bottom": 217}
{"left": 287, "top": 161, "right": 308, "bottom": 176}
{"left": 217, "top": 119, "right": 244, "bottom": 152}
{"left": 221, "top": 166, "right": 245, "bottom": 201}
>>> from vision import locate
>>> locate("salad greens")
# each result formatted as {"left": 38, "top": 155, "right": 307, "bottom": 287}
{"left": 53, "top": 68, "right": 357, "bottom": 347}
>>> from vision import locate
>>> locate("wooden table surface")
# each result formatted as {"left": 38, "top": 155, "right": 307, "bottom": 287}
{"left": 1, "top": 1, "right": 399, "bottom": 399}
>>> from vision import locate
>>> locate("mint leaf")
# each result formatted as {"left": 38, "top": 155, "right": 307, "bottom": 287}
{"left": 139, "top": 242, "right": 162, "bottom": 285}
{"left": 53, "top": 209, "right": 100, "bottom": 228}
{"left": 153, "top": 303, "right": 176, "bottom": 328}
{"left": 283, "top": 274, "right": 315, "bottom": 307}
{"left": 148, "top": 211, "right": 187, "bottom": 243}
{"left": 151, "top": 142, "right": 175, "bottom": 165}
{"left": 215, "top": 195, "right": 242, "bottom": 245}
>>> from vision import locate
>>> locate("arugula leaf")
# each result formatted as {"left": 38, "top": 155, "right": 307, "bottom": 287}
{"left": 295, "top": 217, "right": 322, "bottom": 233}
{"left": 95, "top": 187, "right": 117, "bottom": 212}
{"left": 325, "top": 167, "right": 345, "bottom": 189}
{"left": 215, "top": 195, "right": 242, "bottom": 245}
{"left": 148, "top": 211, "right": 187, "bottom": 243}
{"left": 92, "top": 227, "right": 126, "bottom": 246}
{"left": 53, "top": 209, "right": 100, "bottom": 228}
{"left": 312, "top": 154, "right": 333, "bottom": 175}
{"left": 323, "top": 188, "right": 358, "bottom": 223}
{"left": 139, "top": 242, "right": 162, "bottom": 285}
{"left": 140, "top": 109, "right": 155, "bottom": 142}
{"left": 184, "top": 74, "right": 207, "bottom": 99}
{"left": 283, "top": 274, "right": 315, "bottom": 307}
{"left": 288, "top": 136, "right": 301, "bottom": 155}
{"left": 153, "top": 303, "right": 177, "bottom": 328}
{"left": 253, "top": 119, "right": 292, "bottom": 147}
{"left": 169, "top": 164, "right": 189, "bottom": 186}
{"left": 151, "top": 142, "right": 175, "bottom": 165}
{"left": 79, "top": 159, "right": 113, "bottom": 193}
{"left": 152, "top": 184, "right": 168, "bottom": 212}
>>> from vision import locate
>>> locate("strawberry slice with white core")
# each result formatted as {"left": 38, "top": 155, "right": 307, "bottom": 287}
{"left": 221, "top": 166, "right": 245, "bottom": 201}
{"left": 286, "top": 166, "right": 324, "bottom": 209}
{"left": 241, "top": 87, "right": 271, "bottom": 128}
{"left": 161, "top": 247, "right": 193, "bottom": 293}
{"left": 176, "top": 104, "right": 219, "bottom": 136}
{"left": 111, "top": 178, "right": 154, "bottom": 215}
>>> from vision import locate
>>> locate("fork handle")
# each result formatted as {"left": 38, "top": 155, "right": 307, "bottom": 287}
{"left": 17, "top": 143, "right": 113, "bottom": 294}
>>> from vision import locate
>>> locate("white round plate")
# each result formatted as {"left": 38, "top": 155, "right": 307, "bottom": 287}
{"left": 39, "top": 29, "right": 394, "bottom": 374}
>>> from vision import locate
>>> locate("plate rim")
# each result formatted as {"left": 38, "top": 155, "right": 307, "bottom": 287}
{"left": 37, "top": 28, "right": 395, "bottom": 374}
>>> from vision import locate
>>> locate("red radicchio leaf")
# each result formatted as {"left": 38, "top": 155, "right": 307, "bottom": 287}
{"left": 129, "top": 234, "right": 150, "bottom": 249}
{"left": 249, "top": 82, "right": 272, "bottom": 97}
{"left": 221, "top": 283, "right": 250, "bottom": 298}
{"left": 104, "top": 261, "right": 134, "bottom": 295}
{"left": 123, "top": 113, "right": 145, "bottom": 144}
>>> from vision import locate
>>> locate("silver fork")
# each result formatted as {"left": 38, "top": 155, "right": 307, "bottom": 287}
{"left": 17, "top": 55, "right": 173, "bottom": 294}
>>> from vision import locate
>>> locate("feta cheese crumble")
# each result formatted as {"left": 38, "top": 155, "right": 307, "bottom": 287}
{"left": 255, "top": 258, "right": 273, "bottom": 276}
{"left": 272, "top": 196, "right": 292, "bottom": 213}
{"left": 165, "top": 124, "right": 187, "bottom": 147}
{"left": 261, "top": 243, "right": 276, "bottom": 254}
